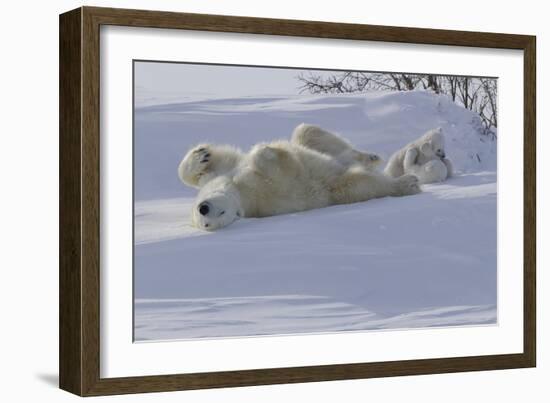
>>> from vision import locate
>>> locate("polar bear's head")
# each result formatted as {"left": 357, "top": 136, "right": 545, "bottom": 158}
{"left": 419, "top": 127, "right": 446, "bottom": 159}
{"left": 191, "top": 176, "right": 244, "bottom": 231}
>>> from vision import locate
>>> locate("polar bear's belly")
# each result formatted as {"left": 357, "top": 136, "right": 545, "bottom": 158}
{"left": 237, "top": 174, "right": 330, "bottom": 218}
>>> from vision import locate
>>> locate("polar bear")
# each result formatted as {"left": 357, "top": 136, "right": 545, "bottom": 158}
{"left": 178, "top": 124, "right": 420, "bottom": 230}
{"left": 384, "top": 127, "right": 453, "bottom": 184}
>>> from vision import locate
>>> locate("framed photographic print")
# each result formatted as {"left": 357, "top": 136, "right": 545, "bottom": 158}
{"left": 59, "top": 6, "right": 536, "bottom": 396}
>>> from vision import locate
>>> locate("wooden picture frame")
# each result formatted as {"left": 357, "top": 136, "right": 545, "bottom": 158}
{"left": 59, "top": 6, "right": 536, "bottom": 396}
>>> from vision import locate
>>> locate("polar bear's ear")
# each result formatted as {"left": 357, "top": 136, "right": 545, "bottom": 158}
{"left": 420, "top": 141, "right": 433, "bottom": 155}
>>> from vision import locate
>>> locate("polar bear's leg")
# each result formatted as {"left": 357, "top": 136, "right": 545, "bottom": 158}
{"left": 338, "top": 149, "right": 382, "bottom": 171}
{"left": 292, "top": 123, "right": 352, "bottom": 155}
{"left": 250, "top": 144, "right": 281, "bottom": 172}
{"left": 178, "top": 144, "right": 242, "bottom": 188}
{"left": 410, "top": 159, "right": 448, "bottom": 184}
{"left": 392, "top": 174, "right": 422, "bottom": 196}
{"left": 403, "top": 147, "right": 419, "bottom": 171}
{"left": 383, "top": 152, "right": 405, "bottom": 178}
{"left": 249, "top": 143, "right": 301, "bottom": 180}
{"left": 425, "top": 160, "right": 448, "bottom": 182}
{"left": 292, "top": 123, "right": 381, "bottom": 170}
{"left": 329, "top": 168, "right": 420, "bottom": 205}
{"left": 442, "top": 158, "right": 453, "bottom": 178}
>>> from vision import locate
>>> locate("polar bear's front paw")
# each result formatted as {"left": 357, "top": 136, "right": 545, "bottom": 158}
{"left": 185, "top": 146, "right": 214, "bottom": 179}
{"left": 193, "top": 146, "right": 212, "bottom": 166}
{"left": 394, "top": 174, "right": 421, "bottom": 196}
{"left": 178, "top": 145, "right": 215, "bottom": 187}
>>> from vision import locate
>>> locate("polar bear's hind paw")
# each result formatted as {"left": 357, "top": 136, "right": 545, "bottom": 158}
{"left": 355, "top": 151, "right": 382, "bottom": 169}
{"left": 394, "top": 174, "right": 421, "bottom": 196}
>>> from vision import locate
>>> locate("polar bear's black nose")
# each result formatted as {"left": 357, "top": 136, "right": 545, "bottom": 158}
{"left": 198, "top": 203, "right": 210, "bottom": 216}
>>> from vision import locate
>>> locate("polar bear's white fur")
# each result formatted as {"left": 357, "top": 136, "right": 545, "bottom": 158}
{"left": 178, "top": 124, "right": 421, "bottom": 231}
{"left": 291, "top": 124, "right": 383, "bottom": 171}
{"left": 384, "top": 127, "right": 453, "bottom": 184}
{"left": 405, "top": 157, "right": 449, "bottom": 184}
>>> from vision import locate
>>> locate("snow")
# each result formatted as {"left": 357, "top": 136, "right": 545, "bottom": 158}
{"left": 133, "top": 91, "right": 497, "bottom": 341}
